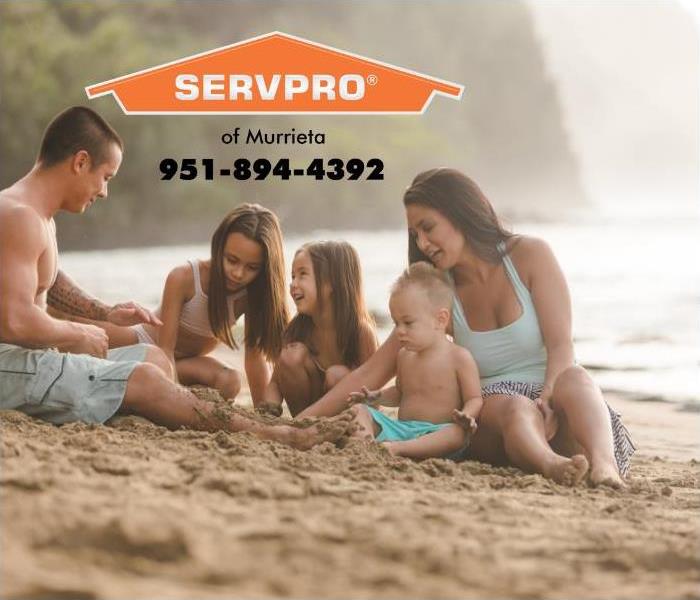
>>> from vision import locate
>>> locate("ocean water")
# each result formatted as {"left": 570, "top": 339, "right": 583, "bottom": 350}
{"left": 59, "top": 214, "right": 699, "bottom": 405}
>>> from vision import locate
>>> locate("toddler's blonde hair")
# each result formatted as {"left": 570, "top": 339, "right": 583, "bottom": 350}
{"left": 391, "top": 261, "right": 453, "bottom": 310}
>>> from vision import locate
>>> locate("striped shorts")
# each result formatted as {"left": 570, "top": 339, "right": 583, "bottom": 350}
{"left": 481, "top": 381, "right": 636, "bottom": 477}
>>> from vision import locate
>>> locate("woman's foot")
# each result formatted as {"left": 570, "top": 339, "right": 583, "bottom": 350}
{"left": 544, "top": 454, "right": 589, "bottom": 486}
{"left": 589, "top": 461, "right": 625, "bottom": 489}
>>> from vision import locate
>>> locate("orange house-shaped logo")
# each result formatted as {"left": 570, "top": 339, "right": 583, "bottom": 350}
{"left": 85, "top": 32, "right": 464, "bottom": 114}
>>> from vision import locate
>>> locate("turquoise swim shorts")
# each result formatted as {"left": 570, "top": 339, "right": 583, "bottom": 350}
{"left": 366, "top": 406, "right": 450, "bottom": 442}
{"left": 0, "top": 343, "right": 148, "bottom": 425}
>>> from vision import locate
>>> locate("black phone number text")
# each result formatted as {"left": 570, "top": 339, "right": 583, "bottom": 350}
{"left": 159, "top": 158, "right": 384, "bottom": 181}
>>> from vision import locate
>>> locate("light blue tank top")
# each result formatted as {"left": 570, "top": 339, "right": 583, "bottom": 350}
{"left": 448, "top": 242, "right": 547, "bottom": 386}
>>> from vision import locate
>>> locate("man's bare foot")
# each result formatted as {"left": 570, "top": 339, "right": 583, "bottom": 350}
{"left": 292, "top": 416, "right": 320, "bottom": 428}
{"left": 589, "top": 462, "right": 625, "bottom": 489}
{"left": 272, "top": 411, "right": 355, "bottom": 450}
{"left": 544, "top": 454, "right": 589, "bottom": 486}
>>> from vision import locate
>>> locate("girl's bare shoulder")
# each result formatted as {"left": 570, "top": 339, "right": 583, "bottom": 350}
{"left": 165, "top": 262, "right": 196, "bottom": 299}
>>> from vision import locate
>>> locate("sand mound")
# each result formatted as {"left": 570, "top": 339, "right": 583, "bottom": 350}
{"left": 2, "top": 401, "right": 699, "bottom": 599}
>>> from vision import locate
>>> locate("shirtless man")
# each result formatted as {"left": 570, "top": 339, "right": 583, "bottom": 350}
{"left": 0, "top": 106, "right": 351, "bottom": 447}
{"left": 347, "top": 262, "right": 483, "bottom": 459}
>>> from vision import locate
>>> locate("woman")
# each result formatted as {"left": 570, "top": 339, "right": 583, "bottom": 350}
{"left": 297, "top": 168, "right": 634, "bottom": 488}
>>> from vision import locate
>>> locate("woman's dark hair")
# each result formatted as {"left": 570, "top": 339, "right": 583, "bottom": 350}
{"left": 403, "top": 168, "right": 514, "bottom": 265}
{"left": 209, "top": 203, "right": 289, "bottom": 359}
{"left": 285, "top": 240, "right": 375, "bottom": 368}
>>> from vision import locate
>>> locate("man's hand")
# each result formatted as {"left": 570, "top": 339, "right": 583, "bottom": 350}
{"left": 106, "top": 302, "right": 162, "bottom": 327}
{"left": 452, "top": 409, "right": 478, "bottom": 437}
{"left": 347, "top": 386, "right": 382, "bottom": 408}
{"left": 535, "top": 396, "right": 559, "bottom": 441}
{"left": 60, "top": 323, "right": 109, "bottom": 358}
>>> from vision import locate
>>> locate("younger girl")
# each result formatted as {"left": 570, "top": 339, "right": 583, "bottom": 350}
{"left": 261, "top": 241, "right": 377, "bottom": 417}
{"left": 89, "top": 204, "right": 289, "bottom": 404}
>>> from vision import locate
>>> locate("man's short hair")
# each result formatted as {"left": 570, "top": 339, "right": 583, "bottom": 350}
{"left": 391, "top": 261, "right": 454, "bottom": 310}
{"left": 38, "top": 106, "right": 123, "bottom": 169}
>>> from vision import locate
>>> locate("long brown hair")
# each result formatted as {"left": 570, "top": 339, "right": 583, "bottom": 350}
{"left": 403, "top": 168, "right": 514, "bottom": 265}
{"left": 285, "top": 240, "right": 374, "bottom": 368}
{"left": 208, "top": 204, "right": 289, "bottom": 359}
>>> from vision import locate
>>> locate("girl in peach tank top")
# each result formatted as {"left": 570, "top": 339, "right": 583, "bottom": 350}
{"left": 99, "top": 204, "right": 289, "bottom": 405}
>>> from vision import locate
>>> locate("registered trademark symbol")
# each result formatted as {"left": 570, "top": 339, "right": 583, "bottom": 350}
{"left": 367, "top": 74, "right": 378, "bottom": 86}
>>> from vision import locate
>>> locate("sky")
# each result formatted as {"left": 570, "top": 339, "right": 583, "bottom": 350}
{"left": 528, "top": 0, "right": 699, "bottom": 215}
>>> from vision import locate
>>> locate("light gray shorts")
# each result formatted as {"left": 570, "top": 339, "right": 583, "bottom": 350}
{"left": 0, "top": 343, "right": 148, "bottom": 425}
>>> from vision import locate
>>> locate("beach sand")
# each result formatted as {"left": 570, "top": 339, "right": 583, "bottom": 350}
{"left": 1, "top": 357, "right": 699, "bottom": 599}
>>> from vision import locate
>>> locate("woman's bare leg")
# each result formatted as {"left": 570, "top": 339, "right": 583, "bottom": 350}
{"left": 549, "top": 366, "right": 624, "bottom": 487}
{"left": 274, "top": 343, "right": 324, "bottom": 416}
{"left": 470, "top": 394, "right": 588, "bottom": 486}
{"left": 177, "top": 355, "right": 242, "bottom": 400}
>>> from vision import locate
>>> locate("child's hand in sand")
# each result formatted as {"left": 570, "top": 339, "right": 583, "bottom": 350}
{"left": 346, "top": 386, "right": 382, "bottom": 408}
{"left": 256, "top": 402, "right": 283, "bottom": 418}
{"left": 452, "top": 409, "right": 478, "bottom": 437}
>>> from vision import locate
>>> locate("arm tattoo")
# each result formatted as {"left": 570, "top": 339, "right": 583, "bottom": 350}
{"left": 47, "top": 270, "right": 111, "bottom": 321}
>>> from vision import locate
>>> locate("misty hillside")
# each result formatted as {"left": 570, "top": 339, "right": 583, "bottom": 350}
{"left": 0, "top": 1, "right": 585, "bottom": 249}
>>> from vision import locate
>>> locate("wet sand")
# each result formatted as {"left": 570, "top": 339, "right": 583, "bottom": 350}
{"left": 1, "top": 379, "right": 699, "bottom": 599}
